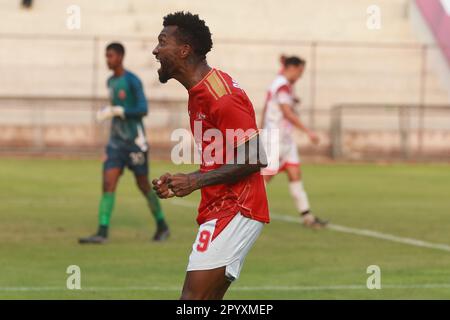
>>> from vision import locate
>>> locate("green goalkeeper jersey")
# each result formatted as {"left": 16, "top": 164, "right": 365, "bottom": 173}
{"left": 107, "top": 70, "right": 148, "bottom": 151}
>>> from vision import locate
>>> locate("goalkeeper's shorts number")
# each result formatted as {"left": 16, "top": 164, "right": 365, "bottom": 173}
{"left": 130, "top": 152, "right": 145, "bottom": 166}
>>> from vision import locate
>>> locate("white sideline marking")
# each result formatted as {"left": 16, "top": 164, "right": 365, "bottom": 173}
{"left": 170, "top": 199, "right": 450, "bottom": 253}
{"left": 271, "top": 214, "right": 450, "bottom": 253}
{"left": 1, "top": 284, "right": 450, "bottom": 292}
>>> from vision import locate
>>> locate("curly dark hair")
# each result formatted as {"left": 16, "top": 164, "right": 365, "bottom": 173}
{"left": 163, "top": 11, "right": 213, "bottom": 59}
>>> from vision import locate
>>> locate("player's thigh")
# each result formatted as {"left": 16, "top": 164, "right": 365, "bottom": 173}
{"left": 134, "top": 173, "right": 151, "bottom": 194}
{"left": 285, "top": 164, "right": 301, "bottom": 182}
{"left": 180, "top": 267, "right": 231, "bottom": 300}
{"left": 185, "top": 214, "right": 264, "bottom": 299}
{"left": 102, "top": 146, "right": 125, "bottom": 192}
{"left": 102, "top": 168, "right": 123, "bottom": 192}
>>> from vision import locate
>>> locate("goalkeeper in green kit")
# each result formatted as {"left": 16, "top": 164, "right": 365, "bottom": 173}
{"left": 79, "top": 42, "right": 170, "bottom": 244}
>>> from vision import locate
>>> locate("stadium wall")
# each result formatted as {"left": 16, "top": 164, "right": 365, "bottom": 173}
{"left": 0, "top": 0, "right": 449, "bottom": 160}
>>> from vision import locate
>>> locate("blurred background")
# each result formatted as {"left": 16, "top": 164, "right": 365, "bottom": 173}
{"left": 0, "top": 0, "right": 449, "bottom": 161}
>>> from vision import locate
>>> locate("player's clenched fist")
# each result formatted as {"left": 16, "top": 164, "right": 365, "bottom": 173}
{"left": 167, "top": 173, "right": 200, "bottom": 197}
{"left": 152, "top": 173, "right": 175, "bottom": 199}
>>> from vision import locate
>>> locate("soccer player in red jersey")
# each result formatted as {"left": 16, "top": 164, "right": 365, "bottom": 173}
{"left": 151, "top": 11, "right": 269, "bottom": 300}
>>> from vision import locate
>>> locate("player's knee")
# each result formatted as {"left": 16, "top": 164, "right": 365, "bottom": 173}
{"left": 136, "top": 179, "right": 150, "bottom": 194}
{"left": 180, "top": 289, "right": 197, "bottom": 300}
{"left": 103, "top": 179, "right": 117, "bottom": 192}
{"left": 287, "top": 168, "right": 301, "bottom": 181}
{"left": 180, "top": 282, "right": 221, "bottom": 300}
{"left": 179, "top": 292, "right": 192, "bottom": 300}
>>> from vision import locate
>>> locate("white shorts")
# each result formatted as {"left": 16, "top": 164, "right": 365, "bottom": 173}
{"left": 186, "top": 212, "right": 264, "bottom": 281}
{"left": 262, "top": 136, "right": 300, "bottom": 175}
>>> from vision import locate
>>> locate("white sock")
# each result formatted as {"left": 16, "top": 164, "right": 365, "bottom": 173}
{"left": 289, "top": 181, "right": 310, "bottom": 214}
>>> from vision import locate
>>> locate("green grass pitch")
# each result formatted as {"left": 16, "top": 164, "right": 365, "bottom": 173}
{"left": 1, "top": 158, "right": 450, "bottom": 299}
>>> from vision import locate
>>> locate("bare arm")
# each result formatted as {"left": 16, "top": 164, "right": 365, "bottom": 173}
{"left": 279, "top": 103, "right": 319, "bottom": 144}
{"left": 189, "top": 134, "right": 266, "bottom": 188}
{"left": 152, "top": 135, "right": 267, "bottom": 198}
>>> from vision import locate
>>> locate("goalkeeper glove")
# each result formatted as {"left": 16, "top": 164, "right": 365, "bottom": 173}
{"left": 96, "top": 106, "right": 125, "bottom": 122}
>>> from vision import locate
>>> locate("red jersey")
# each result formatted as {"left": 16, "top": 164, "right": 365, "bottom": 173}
{"left": 188, "top": 68, "right": 270, "bottom": 226}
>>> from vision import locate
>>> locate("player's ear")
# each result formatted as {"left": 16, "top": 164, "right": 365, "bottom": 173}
{"left": 179, "top": 44, "right": 192, "bottom": 59}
